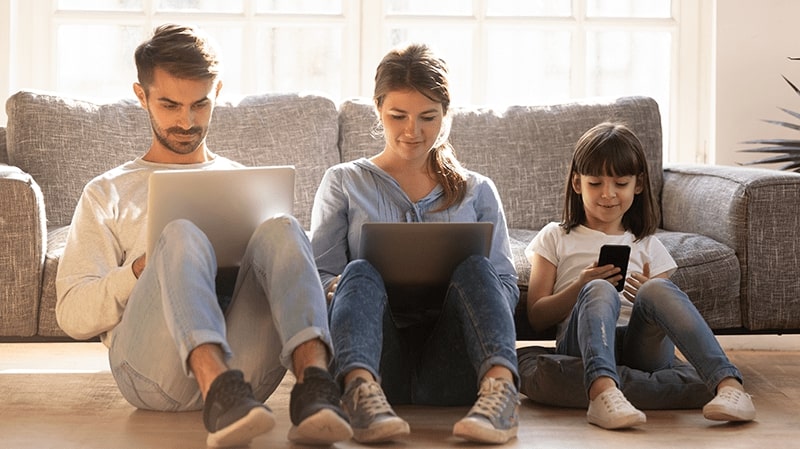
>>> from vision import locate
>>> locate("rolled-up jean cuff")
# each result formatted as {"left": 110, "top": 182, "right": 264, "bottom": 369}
{"left": 281, "top": 326, "right": 332, "bottom": 372}
{"left": 181, "top": 329, "right": 230, "bottom": 377}
{"left": 479, "top": 356, "right": 520, "bottom": 390}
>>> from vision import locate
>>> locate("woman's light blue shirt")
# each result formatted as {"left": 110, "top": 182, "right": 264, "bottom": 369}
{"left": 310, "top": 157, "right": 518, "bottom": 297}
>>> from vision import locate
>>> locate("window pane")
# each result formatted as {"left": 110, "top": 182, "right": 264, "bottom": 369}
{"left": 57, "top": 0, "right": 142, "bottom": 11}
{"left": 586, "top": 30, "right": 671, "bottom": 100}
{"left": 386, "top": 0, "right": 472, "bottom": 16}
{"left": 200, "top": 27, "right": 244, "bottom": 96}
{"left": 587, "top": 0, "right": 671, "bottom": 18}
{"left": 486, "top": 28, "right": 571, "bottom": 104}
{"left": 255, "top": 0, "right": 341, "bottom": 14}
{"left": 56, "top": 24, "right": 142, "bottom": 98}
{"left": 255, "top": 27, "right": 343, "bottom": 98}
{"left": 157, "top": 0, "right": 243, "bottom": 13}
{"left": 486, "top": 0, "right": 571, "bottom": 17}
{"left": 586, "top": 30, "right": 671, "bottom": 151}
{"left": 385, "top": 28, "right": 474, "bottom": 105}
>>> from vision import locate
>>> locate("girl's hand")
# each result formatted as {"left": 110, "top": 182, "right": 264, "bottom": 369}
{"left": 623, "top": 262, "right": 651, "bottom": 302}
{"left": 577, "top": 262, "right": 622, "bottom": 289}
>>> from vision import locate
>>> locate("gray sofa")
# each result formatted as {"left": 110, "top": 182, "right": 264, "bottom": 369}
{"left": 3, "top": 90, "right": 800, "bottom": 340}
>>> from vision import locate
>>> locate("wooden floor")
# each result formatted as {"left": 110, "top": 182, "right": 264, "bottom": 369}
{"left": 0, "top": 341, "right": 798, "bottom": 449}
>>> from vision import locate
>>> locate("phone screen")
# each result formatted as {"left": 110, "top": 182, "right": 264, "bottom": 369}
{"left": 598, "top": 244, "right": 631, "bottom": 292}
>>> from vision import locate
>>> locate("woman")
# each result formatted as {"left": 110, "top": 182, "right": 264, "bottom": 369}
{"left": 310, "top": 43, "right": 520, "bottom": 445}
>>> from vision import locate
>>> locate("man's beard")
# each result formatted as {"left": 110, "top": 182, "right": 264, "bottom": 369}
{"left": 149, "top": 111, "right": 207, "bottom": 155}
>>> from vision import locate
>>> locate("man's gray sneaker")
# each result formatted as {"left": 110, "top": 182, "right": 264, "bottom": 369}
{"left": 203, "top": 369, "right": 275, "bottom": 448}
{"left": 341, "top": 377, "right": 410, "bottom": 443}
{"left": 452, "top": 377, "right": 519, "bottom": 444}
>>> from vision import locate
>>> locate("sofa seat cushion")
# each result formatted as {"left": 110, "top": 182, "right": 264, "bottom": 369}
{"left": 656, "top": 231, "right": 742, "bottom": 330}
{"left": 518, "top": 345, "right": 713, "bottom": 409}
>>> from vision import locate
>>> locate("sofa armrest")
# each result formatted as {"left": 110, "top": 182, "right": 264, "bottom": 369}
{"left": 0, "top": 164, "right": 46, "bottom": 337}
{"left": 662, "top": 164, "right": 800, "bottom": 331}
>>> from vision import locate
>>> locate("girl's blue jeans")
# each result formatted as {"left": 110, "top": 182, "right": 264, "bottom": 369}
{"left": 108, "top": 215, "right": 332, "bottom": 411}
{"left": 328, "top": 255, "right": 519, "bottom": 406}
{"left": 557, "top": 278, "right": 742, "bottom": 396}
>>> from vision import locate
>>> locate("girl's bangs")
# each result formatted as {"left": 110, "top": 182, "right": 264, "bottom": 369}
{"left": 577, "top": 140, "right": 641, "bottom": 177}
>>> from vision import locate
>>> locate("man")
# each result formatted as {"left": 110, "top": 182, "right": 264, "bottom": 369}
{"left": 55, "top": 24, "right": 352, "bottom": 448}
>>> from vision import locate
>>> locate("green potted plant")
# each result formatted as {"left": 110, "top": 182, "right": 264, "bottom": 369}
{"left": 740, "top": 57, "right": 800, "bottom": 172}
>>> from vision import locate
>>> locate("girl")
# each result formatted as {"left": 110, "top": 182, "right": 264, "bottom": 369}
{"left": 310, "top": 43, "right": 520, "bottom": 445}
{"left": 525, "top": 122, "right": 756, "bottom": 430}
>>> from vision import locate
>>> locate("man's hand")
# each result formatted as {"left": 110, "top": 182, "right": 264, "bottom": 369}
{"left": 132, "top": 254, "right": 147, "bottom": 279}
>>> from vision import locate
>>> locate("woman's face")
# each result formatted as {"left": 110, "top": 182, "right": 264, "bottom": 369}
{"left": 377, "top": 89, "right": 444, "bottom": 164}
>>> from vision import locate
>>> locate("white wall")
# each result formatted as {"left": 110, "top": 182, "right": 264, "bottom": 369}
{"left": 714, "top": 0, "right": 800, "bottom": 168}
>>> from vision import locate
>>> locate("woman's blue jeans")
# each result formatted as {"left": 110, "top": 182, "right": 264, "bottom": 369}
{"left": 557, "top": 278, "right": 742, "bottom": 396}
{"left": 329, "top": 255, "right": 519, "bottom": 406}
{"left": 108, "top": 215, "right": 332, "bottom": 411}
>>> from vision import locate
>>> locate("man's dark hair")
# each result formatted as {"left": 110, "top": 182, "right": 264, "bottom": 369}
{"left": 134, "top": 23, "right": 221, "bottom": 92}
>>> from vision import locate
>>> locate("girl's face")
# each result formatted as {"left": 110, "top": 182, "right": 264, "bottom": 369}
{"left": 377, "top": 89, "right": 444, "bottom": 165}
{"left": 572, "top": 172, "right": 643, "bottom": 234}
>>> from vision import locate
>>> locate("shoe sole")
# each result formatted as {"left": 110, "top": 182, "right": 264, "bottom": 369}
{"left": 288, "top": 408, "right": 354, "bottom": 445}
{"left": 703, "top": 407, "right": 756, "bottom": 422}
{"left": 587, "top": 412, "right": 646, "bottom": 430}
{"left": 206, "top": 406, "right": 275, "bottom": 448}
{"left": 453, "top": 418, "right": 517, "bottom": 444}
{"left": 353, "top": 417, "right": 410, "bottom": 443}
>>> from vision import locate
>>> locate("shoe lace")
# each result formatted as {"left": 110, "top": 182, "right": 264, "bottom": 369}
{"left": 352, "top": 381, "right": 394, "bottom": 417}
{"left": 600, "top": 389, "right": 633, "bottom": 413}
{"left": 716, "top": 386, "right": 747, "bottom": 404}
{"left": 470, "top": 378, "right": 517, "bottom": 419}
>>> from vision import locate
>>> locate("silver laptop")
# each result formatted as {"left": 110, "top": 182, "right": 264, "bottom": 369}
{"left": 358, "top": 222, "right": 493, "bottom": 288}
{"left": 146, "top": 166, "right": 295, "bottom": 267}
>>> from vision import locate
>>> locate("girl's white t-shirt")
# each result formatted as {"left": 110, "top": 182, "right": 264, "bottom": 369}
{"left": 525, "top": 222, "right": 677, "bottom": 342}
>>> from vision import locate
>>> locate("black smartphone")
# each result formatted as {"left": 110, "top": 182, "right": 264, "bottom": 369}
{"left": 598, "top": 244, "right": 631, "bottom": 292}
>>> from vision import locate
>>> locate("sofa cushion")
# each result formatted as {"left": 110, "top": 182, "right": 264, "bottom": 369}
{"left": 5, "top": 90, "right": 340, "bottom": 229}
{"left": 339, "top": 96, "right": 664, "bottom": 231}
{"left": 656, "top": 231, "right": 741, "bottom": 330}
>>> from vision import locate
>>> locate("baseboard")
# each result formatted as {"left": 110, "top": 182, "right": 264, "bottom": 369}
{"left": 717, "top": 334, "right": 800, "bottom": 351}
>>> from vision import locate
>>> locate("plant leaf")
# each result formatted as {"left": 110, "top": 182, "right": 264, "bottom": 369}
{"left": 762, "top": 118, "right": 800, "bottom": 131}
{"left": 740, "top": 138, "right": 800, "bottom": 146}
{"left": 783, "top": 75, "right": 800, "bottom": 97}
{"left": 739, "top": 146, "right": 800, "bottom": 153}
{"left": 778, "top": 107, "right": 800, "bottom": 121}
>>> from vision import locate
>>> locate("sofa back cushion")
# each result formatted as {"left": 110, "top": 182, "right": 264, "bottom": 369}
{"left": 5, "top": 90, "right": 339, "bottom": 229}
{"left": 339, "top": 96, "right": 663, "bottom": 230}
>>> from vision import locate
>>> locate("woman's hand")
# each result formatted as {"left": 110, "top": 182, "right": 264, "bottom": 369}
{"left": 326, "top": 275, "right": 341, "bottom": 304}
{"left": 623, "top": 262, "right": 651, "bottom": 302}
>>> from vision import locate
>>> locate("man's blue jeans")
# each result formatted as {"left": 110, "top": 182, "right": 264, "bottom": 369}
{"left": 108, "top": 215, "right": 332, "bottom": 411}
{"left": 329, "top": 255, "right": 519, "bottom": 406}
{"left": 557, "top": 278, "right": 742, "bottom": 396}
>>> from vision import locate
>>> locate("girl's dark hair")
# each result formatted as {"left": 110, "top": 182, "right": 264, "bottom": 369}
{"left": 373, "top": 43, "right": 467, "bottom": 211}
{"left": 134, "top": 24, "right": 221, "bottom": 94}
{"left": 561, "top": 122, "right": 659, "bottom": 240}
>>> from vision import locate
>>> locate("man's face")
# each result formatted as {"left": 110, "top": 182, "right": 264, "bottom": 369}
{"left": 135, "top": 67, "right": 220, "bottom": 158}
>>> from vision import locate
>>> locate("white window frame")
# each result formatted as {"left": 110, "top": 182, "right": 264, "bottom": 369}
{"left": 1, "top": 0, "right": 711, "bottom": 164}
